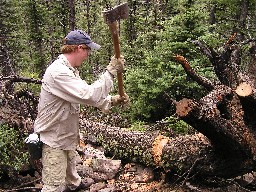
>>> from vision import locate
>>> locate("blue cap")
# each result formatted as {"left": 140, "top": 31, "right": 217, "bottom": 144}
{"left": 64, "top": 30, "right": 101, "bottom": 51}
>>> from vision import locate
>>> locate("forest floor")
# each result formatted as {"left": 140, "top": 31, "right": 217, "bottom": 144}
{"left": 0, "top": 169, "right": 255, "bottom": 192}
{"left": 0, "top": 148, "right": 255, "bottom": 192}
{"left": 0, "top": 131, "right": 256, "bottom": 191}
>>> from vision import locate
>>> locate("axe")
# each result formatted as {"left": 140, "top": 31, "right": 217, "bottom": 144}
{"left": 103, "top": 2, "right": 129, "bottom": 97}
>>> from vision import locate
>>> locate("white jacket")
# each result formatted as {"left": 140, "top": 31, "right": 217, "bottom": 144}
{"left": 34, "top": 54, "right": 113, "bottom": 150}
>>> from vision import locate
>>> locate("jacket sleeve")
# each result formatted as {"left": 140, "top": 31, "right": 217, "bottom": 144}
{"left": 44, "top": 69, "right": 114, "bottom": 111}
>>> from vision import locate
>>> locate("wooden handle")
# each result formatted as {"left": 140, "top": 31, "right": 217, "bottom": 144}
{"left": 108, "top": 21, "right": 125, "bottom": 97}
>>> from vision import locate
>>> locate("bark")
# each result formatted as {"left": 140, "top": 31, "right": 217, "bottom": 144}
{"left": 81, "top": 119, "right": 254, "bottom": 178}
{"left": 0, "top": 42, "right": 15, "bottom": 77}
{"left": 81, "top": 119, "right": 208, "bottom": 172}
{"left": 173, "top": 35, "right": 256, "bottom": 165}
{"left": 237, "top": 0, "right": 249, "bottom": 41}
{"left": 68, "top": 0, "right": 76, "bottom": 30}
{"left": 85, "top": 0, "right": 91, "bottom": 34}
{"left": 209, "top": 5, "right": 216, "bottom": 26}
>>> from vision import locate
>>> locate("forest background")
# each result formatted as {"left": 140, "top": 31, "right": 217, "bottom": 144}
{"left": 1, "top": 0, "right": 256, "bottom": 179}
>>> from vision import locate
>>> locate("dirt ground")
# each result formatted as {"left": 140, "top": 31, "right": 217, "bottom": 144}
{"left": 0, "top": 137, "right": 255, "bottom": 192}
{"left": 0, "top": 159, "right": 255, "bottom": 192}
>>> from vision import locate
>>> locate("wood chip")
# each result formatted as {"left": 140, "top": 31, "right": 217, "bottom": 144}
{"left": 152, "top": 135, "right": 170, "bottom": 166}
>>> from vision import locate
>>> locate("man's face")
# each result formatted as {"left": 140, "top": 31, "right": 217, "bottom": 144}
{"left": 75, "top": 45, "right": 91, "bottom": 67}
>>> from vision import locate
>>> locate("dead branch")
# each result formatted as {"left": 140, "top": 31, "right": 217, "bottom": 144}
{"left": 174, "top": 55, "right": 216, "bottom": 91}
{"left": 0, "top": 75, "right": 42, "bottom": 84}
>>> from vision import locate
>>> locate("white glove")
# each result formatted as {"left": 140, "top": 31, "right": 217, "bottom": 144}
{"left": 111, "top": 93, "right": 130, "bottom": 106}
{"left": 107, "top": 55, "right": 125, "bottom": 76}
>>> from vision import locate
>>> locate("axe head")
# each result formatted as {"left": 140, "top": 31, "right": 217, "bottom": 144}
{"left": 102, "top": 2, "right": 129, "bottom": 23}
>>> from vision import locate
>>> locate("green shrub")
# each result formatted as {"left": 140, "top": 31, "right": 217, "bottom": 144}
{"left": 129, "top": 121, "right": 146, "bottom": 132}
{"left": 164, "top": 116, "right": 193, "bottom": 134}
{"left": 0, "top": 124, "right": 29, "bottom": 178}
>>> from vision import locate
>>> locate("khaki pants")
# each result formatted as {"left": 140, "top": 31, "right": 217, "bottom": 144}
{"left": 41, "top": 144, "right": 81, "bottom": 192}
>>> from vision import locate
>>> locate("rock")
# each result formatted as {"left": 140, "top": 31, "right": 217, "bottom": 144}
{"left": 123, "top": 163, "right": 137, "bottom": 172}
{"left": 83, "top": 144, "right": 106, "bottom": 159}
{"left": 122, "top": 163, "right": 154, "bottom": 183}
{"left": 77, "top": 157, "right": 122, "bottom": 182}
{"left": 89, "top": 182, "right": 106, "bottom": 192}
{"left": 134, "top": 167, "right": 154, "bottom": 183}
{"left": 98, "top": 187, "right": 116, "bottom": 192}
{"left": 77, "top": 164, "right": 109, "bottom": 182}
{"left": 235, "top": 172, "right": 255, "bottom": 186}
{"left": 90, "top": 159, "right": 122, "bottom": 179}
{"left": 81, "top": 177, "right": 95, "bottom": 188}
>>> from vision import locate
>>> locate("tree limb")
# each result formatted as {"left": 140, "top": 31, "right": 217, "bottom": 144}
{"left": 174, "top": 55, "right": 216, "bottom": 91}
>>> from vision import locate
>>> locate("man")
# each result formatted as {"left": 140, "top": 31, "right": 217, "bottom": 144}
{"left": 34, "top": 29, "right": 129, "bottom": 192}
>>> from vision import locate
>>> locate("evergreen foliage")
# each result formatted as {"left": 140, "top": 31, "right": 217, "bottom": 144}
{"left": 123, "top": 0, "right": 215, "bottom": 121}
{"left": 1, "top": 0, "right": 256, "bottom": 121}
{"left": 2, "top": 0, "right": 256, "bottom": 121}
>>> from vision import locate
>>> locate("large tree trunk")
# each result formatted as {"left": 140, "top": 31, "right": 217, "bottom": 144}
{"left": 81, "top": 119, "right": 254, "bottom": 178}
{"left": 171, "top": 35, "right": 256, "bottom": 173}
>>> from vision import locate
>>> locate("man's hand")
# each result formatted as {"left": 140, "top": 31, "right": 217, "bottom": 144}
{"left": 111, "top": 93, "right": 130, "bottom": 106}
{"left": 107, "top": 55, "right": 125, "bottom": 76}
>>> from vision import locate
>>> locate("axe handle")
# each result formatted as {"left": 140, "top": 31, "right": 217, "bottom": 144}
{"left": 108, "top": 21, "right": 125, "bottom": 97}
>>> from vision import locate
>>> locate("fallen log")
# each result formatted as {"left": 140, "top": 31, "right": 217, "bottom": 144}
{"left": 81, "top": 119, "right": 255, "bottom": 178}
{"left": 176, "top": 85, "right": 256, "bottom": 158}
{"left": 164, "top": 36, "right": 256, "bottom": 181}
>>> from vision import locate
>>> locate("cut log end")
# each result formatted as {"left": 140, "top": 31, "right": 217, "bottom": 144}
{"left": 235, "top": 83, "right": 252, "bottom": 97}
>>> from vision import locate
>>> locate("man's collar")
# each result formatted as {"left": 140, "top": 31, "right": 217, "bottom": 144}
{"left": 58, "top": 54, "right": 79, "bottom": 76}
